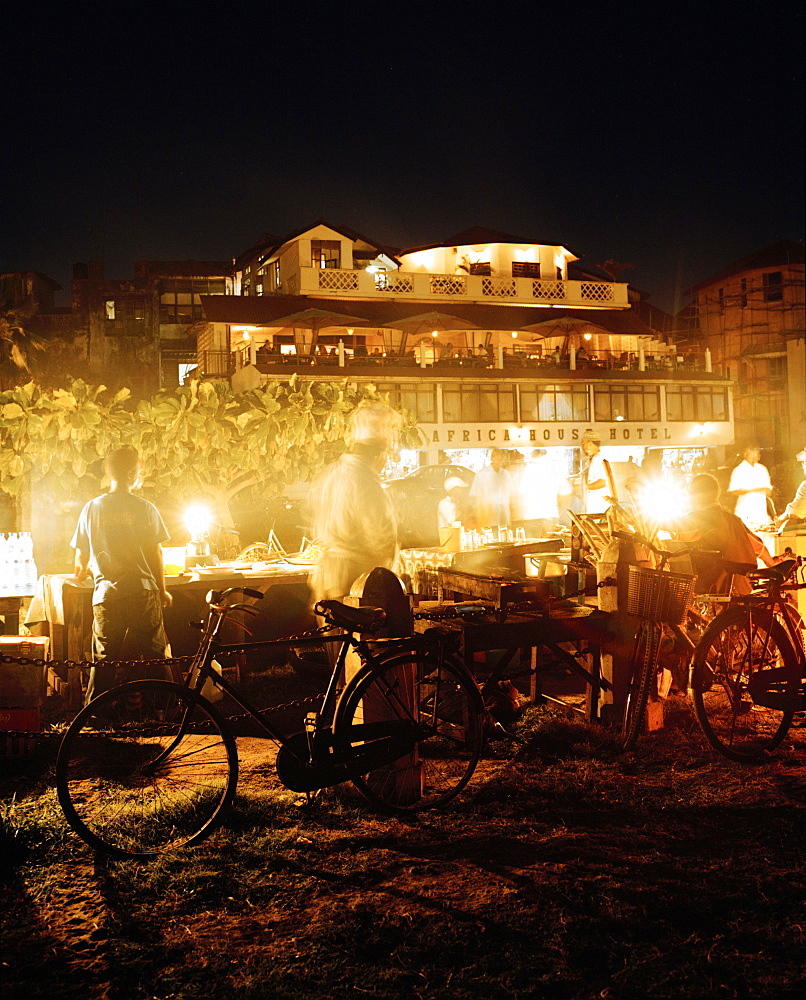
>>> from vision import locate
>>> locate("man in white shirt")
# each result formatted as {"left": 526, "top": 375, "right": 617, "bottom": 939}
{"left": 581, "top": 432, "right": 608, "bottom": 515}
{"left": 728, "top": 446, "right": 773, "bottom": 532}
{"left": 512, "top": 449, "right": 568, "bottom": 535}
{"left": 469, "top": 449, "right": 512, "bottom": 527}
{"left": 776, "top": 448, "right": 806, "bottom": 530}
{"left": 309, "top": 403, "right": 399, "bottom": 603}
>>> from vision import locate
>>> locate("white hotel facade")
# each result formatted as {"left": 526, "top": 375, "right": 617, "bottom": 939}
{"left": 197, "top": 222, "right": 733, "bottom": 476}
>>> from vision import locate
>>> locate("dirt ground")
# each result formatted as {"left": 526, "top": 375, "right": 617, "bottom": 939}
{"left": 3, "top": 676, "right": 806, "bottom": 1000}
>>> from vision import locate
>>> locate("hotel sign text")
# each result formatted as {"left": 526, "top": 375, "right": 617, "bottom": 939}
{"left": 422, "top": 422, "right": 733, "bottom": 448}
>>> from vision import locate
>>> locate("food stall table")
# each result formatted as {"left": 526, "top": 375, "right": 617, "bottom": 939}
{"left": 397, "top": 537, "right": 563, "bottom": 599}
{"left": 415, "top": 593, "right": 611, "bottom": 723}
{"left": 25, "top": 564, "right": 313, "bottom": 706}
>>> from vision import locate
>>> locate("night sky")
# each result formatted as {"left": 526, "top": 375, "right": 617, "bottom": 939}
{"left": 5, "top": 2, "right": 803, "bottom": 314}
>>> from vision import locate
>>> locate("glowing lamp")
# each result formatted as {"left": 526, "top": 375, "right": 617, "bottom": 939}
{"left": 635, "top": 478, "right": 689, "bottom": 524}
{"left": 185, "top": 504, "right": 212, "bottom": 538}
{"left": 185, "top": 505, "right": 215, "bottom": 565}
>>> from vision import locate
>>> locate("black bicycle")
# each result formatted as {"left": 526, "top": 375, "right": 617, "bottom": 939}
{"left": 56, "top": 588, "right": 485, "bottom": 857}
{"left": 690, "top": 555, "right": 806, "bottom": 761}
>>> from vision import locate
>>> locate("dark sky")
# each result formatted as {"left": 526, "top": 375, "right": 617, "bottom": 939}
{"left": 5, "top": 1, "right": 804, "bottom": 314}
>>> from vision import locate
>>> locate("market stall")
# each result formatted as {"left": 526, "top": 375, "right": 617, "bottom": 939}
{"left": 24, "top": 563, "right": 314, "bottom": 706}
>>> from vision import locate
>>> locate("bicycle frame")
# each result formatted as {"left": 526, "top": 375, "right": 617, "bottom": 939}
{"left": 176, "top": 595, "right": 449, "bottom": 759}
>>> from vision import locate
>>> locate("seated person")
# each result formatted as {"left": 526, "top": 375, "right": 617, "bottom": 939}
{"left": 676, "top": 473, "right": 774, "bottom": 595}
{"left": 775, "top": 448, "right": 806, "bottom": 531}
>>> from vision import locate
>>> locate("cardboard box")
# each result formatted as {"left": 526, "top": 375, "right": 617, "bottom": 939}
{"left": 0, "top": 636, "right": 49, "bottom": 707}
{"left": 0, "top": 706, "right": 41, "bottom": 732}
{"left": 0, "top": 706, "right": 40, "bottom": 756}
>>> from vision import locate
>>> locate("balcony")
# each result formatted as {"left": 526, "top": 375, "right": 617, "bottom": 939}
{"left": 284, "top": 267, "right": 629, "bottom": 310}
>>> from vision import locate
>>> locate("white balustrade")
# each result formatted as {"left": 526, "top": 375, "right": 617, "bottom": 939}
{"left": 293, "top": 267, "right": 626, "bottom": 309}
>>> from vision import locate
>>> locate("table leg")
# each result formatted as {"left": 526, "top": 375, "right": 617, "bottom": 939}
{"left": 529, "top": 644, "right": 543, "bottom": 704}
{"left": 585, "top": 647, "right": 601, "bottom": 723}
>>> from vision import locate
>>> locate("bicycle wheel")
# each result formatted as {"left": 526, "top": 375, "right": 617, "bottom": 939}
{"left": 333, "top": 651, "right": 484, "bottom": 812}
{"left": 57, "top": 680, "right": 238, "bottom": 857}
{"left": 621, "top": 619, "right": 664, "bottom": 750}
{"left": 690, "top": 607, "right": 797, "bottom": 761}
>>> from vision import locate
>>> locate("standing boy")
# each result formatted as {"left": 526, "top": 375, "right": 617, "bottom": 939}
{"left": 72, "top": 447, "right": 172, "bottom": 704}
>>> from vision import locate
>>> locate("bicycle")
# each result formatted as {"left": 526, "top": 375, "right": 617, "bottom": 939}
{"left": 56, "top": 587, "right": 485, "bottom": 858}
{"left": 612, "top": 531, "right": 726, "bottom": 750}
{"left": 689, "top": 553, "right": 806, "bottom": 761}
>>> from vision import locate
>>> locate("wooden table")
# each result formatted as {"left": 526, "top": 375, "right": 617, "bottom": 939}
{"left": 25, "top": 567, "right": 314, "bottom": 705}
{"left": 437, "top": 568, "right": 551, "bottom": 610}
{"left": 398, "top": 537, "right": 563, "bottom": 598}
{"left": 415, "top": 593, "right": 613, "bottom": 723}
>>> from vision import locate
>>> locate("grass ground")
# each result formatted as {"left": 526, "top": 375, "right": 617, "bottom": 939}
{"left": 2, "top": 672, "right": 805, "bottom": 1000}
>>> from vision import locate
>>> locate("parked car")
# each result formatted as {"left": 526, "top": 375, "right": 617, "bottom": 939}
{"left": 383, "top": 464, "right": 475, "bottom": 547}
{"left": 229, "top": 492, "right": 310, "bottom": 556}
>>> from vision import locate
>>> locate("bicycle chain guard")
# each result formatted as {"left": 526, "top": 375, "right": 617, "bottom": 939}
{"left": 275, "top": 722, "right": 422, "bottom": 792}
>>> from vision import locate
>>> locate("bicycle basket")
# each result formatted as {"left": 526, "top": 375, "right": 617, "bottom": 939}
{"left": 625, "top": 565, "right": 695, "bottom": 624}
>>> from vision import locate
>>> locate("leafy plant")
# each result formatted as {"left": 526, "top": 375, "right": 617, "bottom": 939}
{"left": 0, "top": 377, "right": 423, "bottom": 526}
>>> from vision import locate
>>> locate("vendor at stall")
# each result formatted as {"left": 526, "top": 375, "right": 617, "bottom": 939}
{"left": 728, "top": 445, "right": 773, "bottom": 532}
{"left": 437, "top": 476, "right": 470, "bottom": 529}
{"left": 775, "top": 448, "right": 806, "bottom": 531}
{"left": 677, "top": 473, "right": 774, "bottom": 595}
{"left": 309, "top": 402, "right": 399, "bottom": 603}
{"left": 581, "top": 432, "right": 608, "bottom": 515}
{"left": 469, "top": 448, "right": 512, "bottom": 528}
{"left": 71, "top": 446, "right": 172, "bottom": 704}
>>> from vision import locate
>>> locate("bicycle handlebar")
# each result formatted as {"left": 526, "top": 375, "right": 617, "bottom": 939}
{"left": 612, "top": 530, "right": 714, "bottom": 562}
{"left": 205, "top": 587, "right": 265, "bottom": 606}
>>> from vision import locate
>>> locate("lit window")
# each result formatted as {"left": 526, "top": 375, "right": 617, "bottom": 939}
{"left": 512, "top": 262, "right": 540, "bottom": 278}
{"left": 442, "top": 382, "right": 516, "bottom": 422}
{"left": 520, "top": 383, "right": 588, "bottom": 422}
{"left": 105, "top": 300, "right": 116, "bottom": 320}
{"left": 594, "top": 385, "right": 660, "bottom": 422}
{"left": 666, "top": 385, "right": 729, "bottom": 421}
{"left": 311, "top": 240, "right": 341, "bottom": 269}
{"left": 376, "top": 382, "right": 437, "bottom": 423}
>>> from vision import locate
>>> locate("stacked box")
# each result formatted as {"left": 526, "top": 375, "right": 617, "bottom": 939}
{"left": 0, "top": 636, "right": 49, "bottom": 710}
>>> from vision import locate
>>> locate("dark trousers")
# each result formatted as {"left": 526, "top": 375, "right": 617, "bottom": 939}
{"left": 85, "top": 591, "right": 169, "bottom": 704}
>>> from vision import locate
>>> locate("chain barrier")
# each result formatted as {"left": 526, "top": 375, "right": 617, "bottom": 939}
{"left": 0, "top": 621, "right": 342, "bottom": 749}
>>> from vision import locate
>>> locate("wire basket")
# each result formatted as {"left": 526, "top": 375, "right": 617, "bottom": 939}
{"left": 625, "top": 565, "right": 695, "bottom": 624}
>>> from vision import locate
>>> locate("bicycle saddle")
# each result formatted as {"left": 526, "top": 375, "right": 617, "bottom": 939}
{"left": 747, "top": 558, "right": 798, "bottom": 587}
{"left": 314, "top": 600, "right": 387, "bottom": 632}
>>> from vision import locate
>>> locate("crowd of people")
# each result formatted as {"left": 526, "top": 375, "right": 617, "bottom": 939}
{"left": 69, "top": 424, "right": 805, "bottom": 707}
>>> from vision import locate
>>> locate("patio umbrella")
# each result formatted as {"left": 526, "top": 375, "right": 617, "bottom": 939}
{"left": 380, "top": 311, "right": 480, "bottom": 355}
{"left": 262, "top": 308, "right": 372, "bottom": 354}
{"left": 521, "top": 316, "right": 613, "bottom": 354}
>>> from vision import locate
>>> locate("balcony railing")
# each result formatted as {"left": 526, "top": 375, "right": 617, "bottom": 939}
{"left": 247, "top": 348, "right": 717, "bottom": 377}
{"left": 284, "top": 267, "right": 628, "bottom": 309}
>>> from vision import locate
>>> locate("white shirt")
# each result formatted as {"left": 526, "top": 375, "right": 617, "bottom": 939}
{"left": 437, "top": 496, "right": 460, "bottom": 528}
{"left": 584, "top": 452, "right": 609, "bottom": 514}
{"left": 469, "top": 465, "right": 512, "bottom": 526}
{"left": 513, "top": 459, "right": 560, "bottom": 520}
{"left": 728, "top": 460, "right": 772, "bottom": 530}
{"left": 782, "top": 479, "right": 806, "bottom": 521}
